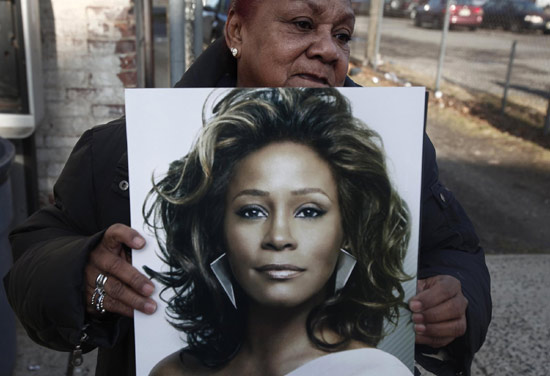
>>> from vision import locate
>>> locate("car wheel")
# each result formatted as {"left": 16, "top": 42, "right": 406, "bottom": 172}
{"left": 469, "top": 26, "right": 477, "bottom": 31}
{"left": 414, "top": 14, "right": 422, "bottom": 27}
{"left": 434, "top": 17, "right": 443, "bottom": 29}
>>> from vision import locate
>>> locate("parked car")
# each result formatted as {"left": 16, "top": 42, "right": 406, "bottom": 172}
{"left": 414, "top": 0, "right": 484, "bottom": 29}
{"left": 353, "top": 0, "right": 416, "bottom": 17}
{"left": 384, "top": 0, "right": 416, "bottom": 17}
{"left": 482, "top": 0, "right": 550, "bottom": 33}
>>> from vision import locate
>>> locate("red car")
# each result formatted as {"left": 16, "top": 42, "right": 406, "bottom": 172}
{"left": 414, "top": 0, "right": 484, "bottom": 30}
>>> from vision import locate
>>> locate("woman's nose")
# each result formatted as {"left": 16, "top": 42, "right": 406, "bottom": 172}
{"left": 306, "top": 29, "right": 341, "bottom": 64}
{"left": 261, "top": 215, "right": 297, "bottom": 251}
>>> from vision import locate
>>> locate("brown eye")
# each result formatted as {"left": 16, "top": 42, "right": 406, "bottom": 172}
{"left": 294, "top": 20, "right": 313, "bottom": 30}
{"left": 237, "top": 205, "right": 268, "bottom": 219}
{"left": 295, "top": 207, "right": 326, "bottom": 218}
{"left": 335, "top": 33, "right": 352, "bottom": 44}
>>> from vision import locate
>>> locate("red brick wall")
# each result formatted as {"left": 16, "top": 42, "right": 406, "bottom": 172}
{"left": 37, "top": 1, "right": 138, "bottom": 205}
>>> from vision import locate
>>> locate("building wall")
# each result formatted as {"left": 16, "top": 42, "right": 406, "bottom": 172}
{"left": 37, "top": 0, "right": 137, "bottom": 205}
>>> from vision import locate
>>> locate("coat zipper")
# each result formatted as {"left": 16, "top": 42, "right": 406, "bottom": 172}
{"left": 70, "top": 324, "right": 89, "bottom": 367}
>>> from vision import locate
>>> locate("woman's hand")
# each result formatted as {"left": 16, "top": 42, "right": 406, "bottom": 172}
{"left": 84, "top": 224, "right": 157, "bottom": 317}
{"left": 409, "top": 275, "right": 468, "bottom": 348}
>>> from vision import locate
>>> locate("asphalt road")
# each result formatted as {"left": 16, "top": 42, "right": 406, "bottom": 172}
{"left": 351, "top": 16, "right": 550, "bottom": 111}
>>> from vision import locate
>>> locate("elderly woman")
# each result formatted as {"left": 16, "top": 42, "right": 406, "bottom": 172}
{"left": 5, "top": 0, "right": 491, "bottom": 375}
{"left": 144, "top": 88, "right": 412, "bottom": 375}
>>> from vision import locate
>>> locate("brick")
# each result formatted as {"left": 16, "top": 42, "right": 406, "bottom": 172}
{"left": 88, "top": 39, "right": 117, "bottom": 55}
{"left": 36, "top": 147, "right": 74, "bottom": 164}
{"left": 65, "top": 87, "right": 124, "bottom": 103}
{"left": 38, "top": 117, "right": 95, "bottom": 137}
{"left": 43, "top": 88, "right": 67, "bottom": 102}
{"left": 54, "top": 38, "right": 88, "bottom": 54}
{"left": 115, "top": 22, "right": 136, "bottom": 38}
{"left": 89, "top": 71, "right": 124, "bottom": 88}
{"left": 47, "top": 162, "right": 67, "bottom": 178}
{"left": 115, "top": 40, "right": 135, "bottom": 54}
{"left": 37, "top": 0, "right": 136, "bottom": 202}
{"left": 44, "top": 55, "right": 119, "bottom": 71}
{"left": 65, "top": 88, "right": 97, "bottom": 101}
{"left": 47, "top": 101, "right": 91, "bottom": 118}
{"left": 44, "top": 70, "right": 91, "bottom": 89}
{"left": 86, "top": 6, "right": 132, "bottom": 22}
{"left": 119, "top": 55, "right": 136, "bottom": 70}
{"left": 92, "top": 104, "right": 125, "bottom": 118}
{"left": 117, "top": 71, "right": 137, "bottom": 87}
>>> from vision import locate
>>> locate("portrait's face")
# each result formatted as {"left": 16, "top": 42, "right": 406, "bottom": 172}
{"left": 224, "top": 142, "right": 344, "bottom": 308}
{"left": 229, "top": 0, "right": 355, "bottom": 88}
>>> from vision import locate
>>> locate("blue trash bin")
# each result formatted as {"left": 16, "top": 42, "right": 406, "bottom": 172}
{"left": 0, "top": 137, "right": 16, "bottom": 376}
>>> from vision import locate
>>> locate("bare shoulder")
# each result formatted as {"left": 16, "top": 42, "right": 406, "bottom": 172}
{"left": 149, "top": 351, "right": 218, "bottom": 376}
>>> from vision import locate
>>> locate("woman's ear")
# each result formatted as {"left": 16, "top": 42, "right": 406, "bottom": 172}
{"left": 224, "top": 9, "right": 243, "bottom": 58}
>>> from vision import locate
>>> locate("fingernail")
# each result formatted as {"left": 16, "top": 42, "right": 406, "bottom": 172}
{"left": 414, "top": 324, "right": 426, "bottom": 333}
{"left": 144, "top": 301, "right": 157, "bottom": 314}
{"left": 412, "top": 313, "right": 423, "bottom": 323}
{"left": 409, "top": 300, "right": 422, "bottom": 312}
{"left": 133, "top": 237, "right": 145, "bottom": 248}
{"left": 142, "top": 283, "right": 154, "bottom": 296}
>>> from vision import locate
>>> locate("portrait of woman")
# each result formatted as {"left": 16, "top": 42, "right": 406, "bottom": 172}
{"left": 139, "top": 87, "right": 416, "bottom": 375}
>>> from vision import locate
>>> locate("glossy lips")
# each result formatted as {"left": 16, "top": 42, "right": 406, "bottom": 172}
{"left": 255, "top": 264, "right": 306, "bottom": 280}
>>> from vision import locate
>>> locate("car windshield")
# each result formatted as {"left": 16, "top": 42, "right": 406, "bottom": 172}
{"left": 513, "top": 1, "right": 542, "bottom": 11}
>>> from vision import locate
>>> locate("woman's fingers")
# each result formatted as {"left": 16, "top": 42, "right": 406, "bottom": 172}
{"left": 89, "top": 246, "right": 154, "bottom": 297}
{"left": 101, "top": 223, "right": 146, "bottom": 253}
{"left": 409, "top": 275, "right": 468, "bottom": 346}
{"left": 85, "top": 272, "right": 156, "bottom": 317}
{"left": 84, "top": 223, "right": 156, "bottom": 317}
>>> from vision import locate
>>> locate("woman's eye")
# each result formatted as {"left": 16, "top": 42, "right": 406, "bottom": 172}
{"left": 236, "top": 206, "right": 267, "bottom": 219}
{"left": 295, "top": 207, "right": 326, "bottom": 218}
{"left": 335, "top": 33, "right": 352, "bottom": 44}
{"left": 294, "top": 19, "right": 313, "bottom": 30}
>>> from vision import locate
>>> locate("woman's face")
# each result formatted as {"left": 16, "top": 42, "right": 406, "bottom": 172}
{"left": 227, "top": 0, "right": 355, "bottom": 88}
{"left": 224, "top": 142, "right": 344, "bottom": 308}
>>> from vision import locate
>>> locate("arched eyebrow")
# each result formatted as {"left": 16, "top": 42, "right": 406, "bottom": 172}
{"left": 232, "top": 189, "right": 269, "bottom": 202}
{"left": 291, "top": 188, "right": 333, "bottom": 202}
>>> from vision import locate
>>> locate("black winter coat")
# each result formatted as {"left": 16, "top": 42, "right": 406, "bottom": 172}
{"left": 5, "top": 38, "right": 491, "bottom": 376}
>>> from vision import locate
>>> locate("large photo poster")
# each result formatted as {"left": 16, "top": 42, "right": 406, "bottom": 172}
{"left": 126, "top": 87, "right": 426, "bottom": 375}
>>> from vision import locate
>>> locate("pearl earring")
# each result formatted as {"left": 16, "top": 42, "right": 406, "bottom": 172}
{"left": 230, "top": 47, "right": 238, "bottom": 58}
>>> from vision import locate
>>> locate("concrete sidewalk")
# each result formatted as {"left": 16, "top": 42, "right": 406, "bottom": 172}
{"left": 10, "top": 254, "right": 550, "bottom": 376}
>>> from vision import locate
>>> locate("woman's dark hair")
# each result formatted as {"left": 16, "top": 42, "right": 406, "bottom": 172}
{"left": 144, "top": 88, "right": 411, "bottom": 367}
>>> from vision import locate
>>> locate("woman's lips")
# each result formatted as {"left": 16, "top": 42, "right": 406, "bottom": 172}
{"left": 255, "top": 264, "right": 306, "bottom": 280}
{"left": 295, "top": 74, "right": 329, "bottom": 86}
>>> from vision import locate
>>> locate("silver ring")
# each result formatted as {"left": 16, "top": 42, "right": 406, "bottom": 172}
{"left": 95, "top": 292, "right": 106, "bottom": 314}
{"left": 96, "top": 273, "right": 108, "bottom": 290}
{"left": 91, "top": 288, "right": 101, "bottom": 306}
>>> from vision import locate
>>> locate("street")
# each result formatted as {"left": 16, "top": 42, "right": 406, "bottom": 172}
{"left": 351, "top": 16, "right": 550, "bottom": 111}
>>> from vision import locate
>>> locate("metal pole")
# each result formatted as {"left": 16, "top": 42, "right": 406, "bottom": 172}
{"left": 143, "top": 0, "right": 154, "bottom": 88}
{"left": 501, "top": 40, "right": 517, "bottom": 113}
{"left": 169, "top": 0, "right": 186, "bottom": 87}
{"left": 373, "top": 0, "right": 384, "bottom": 69}
{"left": 366, "top": 0, "right": 383, "bottom": 68}
{"left": 194, "top": 0, "right": 203, "bottom": 57}
{"left": 435, "top": 0, "right": 452, "bottom": 93}
{"left": 544, "top": 95, "right": 550, "bottom": 135}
